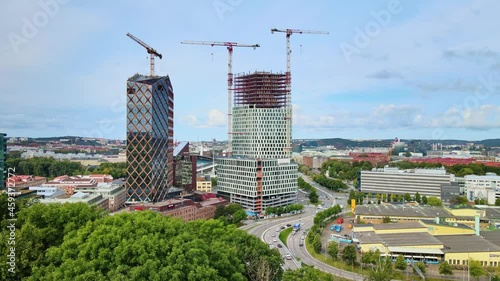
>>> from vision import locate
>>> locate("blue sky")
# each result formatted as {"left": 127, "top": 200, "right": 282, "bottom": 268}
{"left": 1, "top": 0, "right": 499, "bottom": 141}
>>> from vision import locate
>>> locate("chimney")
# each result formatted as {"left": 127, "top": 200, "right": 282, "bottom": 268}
{"left": 474, "top": 213, "right": 480, "bottom": 236}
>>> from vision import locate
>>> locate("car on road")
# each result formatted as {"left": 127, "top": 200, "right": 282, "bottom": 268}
{"left": 273, "top": 238, "right": 278, "bottom": 242}
{"left": 286, "top": 223, "right": 292, "bottom": 227}
{"left": 280, "top": 225, "right": 286, "bottom": 230}
{"left": 277, "top": 244, "right": 283, "bottom": 248}
{"left": 285, "top": 254, "right": 293, "bottom": 260}
{"left": 299, "top": 240, "right": 304, "bottom": 246}
{"left": 271, "top": 233, "right": 276, "bottom": 237}
{"left": 268, "top": 241, "right": 273, "bottom": 245}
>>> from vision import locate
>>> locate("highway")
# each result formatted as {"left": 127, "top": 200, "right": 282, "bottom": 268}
{"left": 241, "top": 174, "right": 364, "bottom": 279}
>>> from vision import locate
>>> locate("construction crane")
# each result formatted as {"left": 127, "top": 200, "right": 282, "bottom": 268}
{"left": 126, "top": 32, "right": 162, "bottom": 77}
{"left": 271, "top": 28, "right": 329, "bottom": 154}
{"left": 181, "top": 40, "right": 260, "bottom": 155}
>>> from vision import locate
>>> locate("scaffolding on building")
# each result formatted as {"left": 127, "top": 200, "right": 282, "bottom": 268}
{"left": 233, "top": 72, "right": 287, "bottom": 108}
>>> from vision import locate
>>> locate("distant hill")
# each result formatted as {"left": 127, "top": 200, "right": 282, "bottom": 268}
{"left": 477, "top": 139, "right": 500, "bottom": 147}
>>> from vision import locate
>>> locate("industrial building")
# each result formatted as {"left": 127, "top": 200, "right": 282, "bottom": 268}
{"left": 360, "top": 166, "right": 453, "bottom": 198}
{"left": 216, "top": 72, "right": 298, "bottom": 215}
{"left": 352, "top": 220, "right": 500, "bottom": 267}
{"left": 0, "top": 133, "right": 6, "bottom": 189}
{"left": 126, "top": 74, "right": 174, "bottom": 203}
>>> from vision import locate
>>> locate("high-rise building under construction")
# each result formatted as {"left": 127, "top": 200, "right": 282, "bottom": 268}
{"left": 126, "top": 74, "right": 174, "bottom": 203}
{"left": 216, "top": 72, "right": 297, "bottom": 215}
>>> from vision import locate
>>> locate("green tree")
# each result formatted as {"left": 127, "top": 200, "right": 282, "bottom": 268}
{"left": 413, "top": 262, "right": 426, "bottom": 274}
{"left": 211, "top": 177, "right": 217, "bottom": 186}
{"left": 28, "top": 212, "right": 284, "bottom": 281}
{"left": 438, "top": 261, "right": 453, "bottom": 276}
{"left": 427, "top": 196, "right": 443, "bottom": 206}
{"left": 327, "top": 242, "right": 339, "bottom": 260}
{"left": 309, "top": 188, "right": 319, "bottom": 204}
{"left": 495, "top": 197, "right": 500, "bottom": 206}
{"left": 451, "top": 196, "right": 469, "bottom": 205}
{"left": 415, "top": 192, "right": 421, "bottom": 204}
{"left": 422, "top": 195, "right": 428, "bottom": 205}
{"left": 394, "top": 255, "right": 407, "bottom": 270}
{"left": 341, "top": 245, "right": 357, "bottom": 265}
{"left": 382, "top": 216, "right": 391, "bottom": 223}
{"left": 469, "top": 259, "right": 484, "bottom": 280}
{"left": 282, "top": 265, "right": 335, "bottom": 281}
{"left": 366, "top": 257, "right": 394, "bottom": 281}
{"left": 311, "top": 234, "right": 322, "bottom": 254}
{"left": 403, "top": 193, "right": 411, "bottom": 202}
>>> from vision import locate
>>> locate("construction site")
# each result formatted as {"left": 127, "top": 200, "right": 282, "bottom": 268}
{"left": 233, "top": 71, "right": 288, "bottom": 109}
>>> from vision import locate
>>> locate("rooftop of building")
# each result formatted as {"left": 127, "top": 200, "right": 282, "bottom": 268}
{"left": 372, "top": 221, "right": 426, "bottom": 230}
{"left": 127, "top": 74, "right": 170, "bottom": 85}
{"left": 464, "top": 174, "right": 500, "bottom": 180}
{"left": 436, "top": 235, "right": 500, "bottom": 253}
{"left": 421, "top": 219, "right": 473, "bottom": 230}
{"left": 356, "top": 204, "right": 453, "bottom": 218}
{"left": 480, "top": 231, "right": 500, "bottom": 247}
{"left": 173, "top": 141, "right": 189, "bottom": 157}
{"left": 379, "top": 232, "right": 444, "bottom": 247}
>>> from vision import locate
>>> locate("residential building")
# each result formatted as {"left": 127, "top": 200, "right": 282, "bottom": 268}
{"left": 216, "top": 71, "right": 298, "bottom": 215}
{"left": 126, "top": 74, "right": 174, "bottom": 203}
{"left": 0, "top": 133, "right": 6, "bottom": 189}
{"left": 360, "top": 166, "right": 452, "bottom": 198}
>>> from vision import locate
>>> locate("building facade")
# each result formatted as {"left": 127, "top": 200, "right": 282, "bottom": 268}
{"left": 216, "top": 72, "right": 298, "bottom": 215}
{"left": 126, "top": 74, "right": 174, "bottom": 203}
{"left": 0, "top": 133, "right": 6, "bottom": 189}
{"left": 464, "top": 174, "right": 500, "bottom": 204}
{"left": 360, "top": 166, "right": 452, "bottom": 198}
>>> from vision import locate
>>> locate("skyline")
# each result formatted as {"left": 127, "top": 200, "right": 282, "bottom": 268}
{"left": 1, "top": 0, "right": 500, "bottom": 141}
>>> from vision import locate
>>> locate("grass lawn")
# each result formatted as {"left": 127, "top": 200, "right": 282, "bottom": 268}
{"left": 279, "top": 227, "right": 293, "bottom": 246}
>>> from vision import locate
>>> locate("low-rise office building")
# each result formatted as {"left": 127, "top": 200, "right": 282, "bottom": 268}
{"left": 37, "top": 192, "right": 110, "bottom": 211}
{"left": 464, "top": 173, "right": 500, "bottom": 204}
{"left": 360, "top": 166, "right": 452, "bottom": 198}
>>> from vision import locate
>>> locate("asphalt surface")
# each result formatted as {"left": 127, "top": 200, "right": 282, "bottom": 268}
{"left": 241, "top": 174, "right": 365, "bottom": 280}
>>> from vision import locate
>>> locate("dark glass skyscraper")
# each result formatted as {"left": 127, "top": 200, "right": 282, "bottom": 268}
{"left": 126, "top": 74, "right": 174, "bottom": 203}
{"left": 0, "top": 133, "right": 6, "bottom": 189}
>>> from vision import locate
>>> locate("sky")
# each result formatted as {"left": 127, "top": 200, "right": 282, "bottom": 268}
{"left": 1, "top": 0, "right": 499, "bottom": 142}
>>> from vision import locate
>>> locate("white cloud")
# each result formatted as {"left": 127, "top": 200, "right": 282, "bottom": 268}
{"left": 180, "top": 109, "right": 226, "bottom": 128}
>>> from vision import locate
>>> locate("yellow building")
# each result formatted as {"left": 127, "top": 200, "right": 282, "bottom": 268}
{"left": 438, "top": 235, "right": 500, "bottom": 267}
{"left": 353, "top": 220, "right": 500, "bottom": 267}
{"left": 196, "top": 177, "right": 212, "bottom": 193}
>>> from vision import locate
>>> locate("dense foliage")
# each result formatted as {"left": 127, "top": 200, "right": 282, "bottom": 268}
{"left": 282, "top": 266, "right": 336, "bottom": 281}
{"left": 297, "top": 178, "right": 319, "bottom": 204}
{"left": 0, "top": 201, "right": 106, "bottom": 280}
{"left": 389, "top": 161, "right": 500, "bottom": 177}
{"left": 312, "top": 174, "right": 348, "bottom": 191}
{"left": 265, "top": 204, "right": 304, "bottom": 216}
{"left": 321, "top": 160, "right": 373, "bottom": 181}
{"left": 5, "top": 156, "right": 127, "bottom": 179}
{"left": 0, "top": 201, "right": 284, "bottom": 281}
{"left": 214, "top": 203, "right": 248, "bottom": 225}
{"left": 366, "top": 257, "right": 394, "bottom": 281}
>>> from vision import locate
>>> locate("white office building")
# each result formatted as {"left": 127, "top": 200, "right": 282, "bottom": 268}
{"left": 216, "top": 72, "right": 297, "bottom": 215}
{"left": 360, "top": 166, "right": 452, "bottom": 198}
{"left": 464, "top": 173, "right": 500, "bottom": 204}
